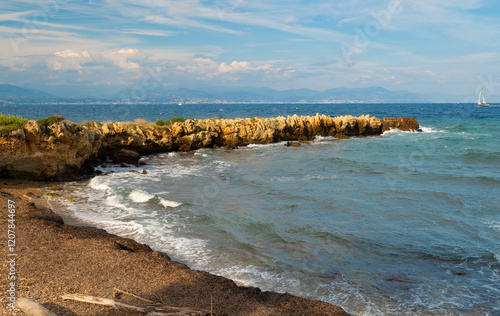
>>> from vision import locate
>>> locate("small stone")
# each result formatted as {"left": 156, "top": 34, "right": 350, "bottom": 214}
{"left": 66, "top": 198, "right": 74, "bottom": 203}
{"left": 44, "top": 192, "right": 60, "bottom": 200}
{"left": 24, "top": 192, "right": 40, "bottom": 200}
{"left": 49, "top": 185, "right": 63, "bottom": 191}
{"left": 129, "top": 170, "right": 140, "bottom": 174}
{"left": 142, "top": 170, "right": 147, "bottom": 174}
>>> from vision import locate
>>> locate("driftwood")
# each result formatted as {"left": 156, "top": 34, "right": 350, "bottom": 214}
{"left": 115, "top": 288, "right": 158, "bottom": 304}
{"left": 16, "top": 298, "right": 57, "bottom": 316}
{"left": 61, "top": 293, "right": 208, "bottom": 315}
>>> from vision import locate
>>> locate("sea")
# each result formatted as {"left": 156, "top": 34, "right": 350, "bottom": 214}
{"left": 3, "top": 103, "right": 499, "bottom": 315}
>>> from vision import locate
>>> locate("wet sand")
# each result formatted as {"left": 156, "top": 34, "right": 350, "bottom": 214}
{"left": 0, "top": 180, "right": 349, "bottom": 315}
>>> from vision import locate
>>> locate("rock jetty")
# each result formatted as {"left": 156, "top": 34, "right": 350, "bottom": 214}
{"left": 0, "top": 114, "right": 419, "bottom": 180}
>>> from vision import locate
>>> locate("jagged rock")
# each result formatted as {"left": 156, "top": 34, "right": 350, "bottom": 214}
{"left": 0, "top": 120, "right": 102, "bottom": 180}
{"left": 383, "top": 117, "right": 419, "bottom": 132}
{"left": 112, "top": 149, "right": 140, "bottom": 164}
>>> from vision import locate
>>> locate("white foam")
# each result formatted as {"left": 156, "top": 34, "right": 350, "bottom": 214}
{"left": 129, "top": 190, "right": 154, "bottom": 203}
{"left": 381, "top": 128, "right": 409, "bottom": 136}
{"left": 420, "top": 126, "right": 446, "bottom": 133}
{"left": 156, "top": 164, "right": 203, "bottom": 178}
{"left": 246, "top": 142, "right": 286, "bottom": 148}
{"left": 89, "top": 177, "right": 111, "bottom": 191}
{"left": 313, "top": 135, "right": 336, "bottom": 143}
{"left": 106, "top": 195, "right": 134, "bottom": 212}
{"left": 159, "top": 198, "right": 182, "bottom": 208}
{"left": 305, "top": 175, "right": 335, "bottom": 181}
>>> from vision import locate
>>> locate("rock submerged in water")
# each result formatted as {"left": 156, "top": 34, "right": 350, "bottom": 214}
{"left": 0, "top": 115, "right": 419, "bottom": 181}
{"left": 285, "top": 141, "right": 301, "bottom": 147}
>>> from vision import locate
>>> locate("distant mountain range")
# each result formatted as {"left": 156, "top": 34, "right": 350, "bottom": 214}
{"left": 0, "top": 84, "right": 55, "bottom": 99}
{"left": 0, "top": 83, "right": 496, "bottom": 104}
{"left": 114, "top": 85, "right": 430, "bottom": 103}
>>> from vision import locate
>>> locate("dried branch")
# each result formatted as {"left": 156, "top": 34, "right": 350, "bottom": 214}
{"left": 61, "top": 293, "right": 207, "bottom": 315}
{"left": 16, "top": 298, "right": 57, "bottom": 316}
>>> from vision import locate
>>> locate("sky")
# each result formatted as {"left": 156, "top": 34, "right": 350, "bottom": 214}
{"left": 1, "top": 0, "right": 500, "bottom": 99}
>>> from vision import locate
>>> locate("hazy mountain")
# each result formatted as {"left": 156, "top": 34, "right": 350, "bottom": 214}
{"left": 116, "top": 85, "right": 429, "bottom": 103}
{"left": 5, "top": 83, "right": 484, "bottom": 103}
{"left": 0, "top": 84, "right": 55, "bottom": 99}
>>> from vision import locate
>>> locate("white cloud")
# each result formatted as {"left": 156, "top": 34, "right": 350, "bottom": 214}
{"left": 337, "top": 17, "right": 355, "bottom": 26}
{"left": 55, "top": 49, "right": 90, "bottom": 59}
{"left": 108, "top": 49, "right": 141, "bottom": 70}
{"left": 176, "top": 58, "right": 293, "bottom": 81}
{"left": 46, "top": 48, "right": 142, "bottom": 72}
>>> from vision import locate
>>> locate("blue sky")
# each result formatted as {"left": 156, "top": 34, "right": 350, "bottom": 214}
{"left": 1, "top": 0, "right": 500, "bottom": 98}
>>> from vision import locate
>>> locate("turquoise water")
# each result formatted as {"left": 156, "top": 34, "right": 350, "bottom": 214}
{"left": 8, "top": 103, "right": 498, "bottom": 315}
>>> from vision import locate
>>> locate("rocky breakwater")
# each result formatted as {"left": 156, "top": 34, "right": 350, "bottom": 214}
{"left": 0, "top": 120, "right": 103, "bottom": 180}
{"left": 0, "top": 115, "right": 419, "bottom": 180}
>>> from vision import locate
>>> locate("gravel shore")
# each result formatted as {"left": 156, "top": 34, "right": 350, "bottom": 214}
{"left": 0, "top": 182, "right": 349, "bottom": 316}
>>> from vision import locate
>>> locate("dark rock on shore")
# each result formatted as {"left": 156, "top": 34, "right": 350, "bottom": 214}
{"left": 112, "top": 148, "right": 140, "bottom": 164}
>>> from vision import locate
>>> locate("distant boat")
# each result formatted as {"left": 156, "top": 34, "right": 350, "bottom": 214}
{"left": 478, "top": 88, "right": 490, "bottom": 107}
{"left": 178, "top": 102, "right": 183, "bottom": 106}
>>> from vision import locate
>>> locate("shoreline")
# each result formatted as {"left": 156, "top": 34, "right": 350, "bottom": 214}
{"left": 0, "top": 180, "right": 350, "bottom": 315}
{"left": 0, "top": 114, "right": 420, "bottom": 315}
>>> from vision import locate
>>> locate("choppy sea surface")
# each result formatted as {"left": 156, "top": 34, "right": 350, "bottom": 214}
{"left": 5, "top": 103, "right": 499, "bottom": 315}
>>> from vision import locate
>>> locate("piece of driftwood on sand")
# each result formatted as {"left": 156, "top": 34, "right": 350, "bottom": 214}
{"left": 16, "top": 298, "right": 57, "bottom": 316}
{"left": 61, "top": 293, "right": 208, "bottom": 315}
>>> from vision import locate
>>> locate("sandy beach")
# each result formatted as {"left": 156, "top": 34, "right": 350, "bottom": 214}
{"left": 0, "top": 180, "right": 349, "bottom": 315}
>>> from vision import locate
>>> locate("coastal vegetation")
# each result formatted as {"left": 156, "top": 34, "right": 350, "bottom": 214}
{"left": 36, "top": 115, "right": 64, "bottom": 126}
{"left": 155, "top": 117, "right": 193, "bottom": 126}
{"left": 0, "top": 113, "right": 28, "bottom": 137}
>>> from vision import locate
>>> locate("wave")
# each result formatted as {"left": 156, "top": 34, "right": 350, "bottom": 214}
{"left": 89, "top": 177, "right": 111, "bottom": 191}
{"left": 129, "top": 190, "right": 182, "bottom": 208}
{"left": 494, "top": 253, "right": 500, "bottom": 264}
{"left": 312, "top": 135, "right": 336, "bottom": 144}
{"left": 129, "top": 190, "right": 154, "bottom": 203}
{"left": 159, "top": 198, "right": 182, "bottom": 208}
{"left": 245, "top": 141, "right": 287, "bottom": 148}
{"left": 194, "top": 151, "right": 208, "bottom": 157}
{"left": 419, "top": 126, "right": 447, "bottom": 133}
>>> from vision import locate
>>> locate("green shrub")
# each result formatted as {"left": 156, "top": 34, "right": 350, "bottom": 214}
{"left": 37, "top": 115, "right": 64, "bottom": 126}
{"left": 0, "top": 114, "right": 28, "bottom": 137}
{"left": 0, "top": 113, "right": 28, "bottom": 127}
{"left": 155, "top": 117, "right": 193, "bottom": 126}
{"left": 167, "top": 117, "right": 193, "bottom": 125}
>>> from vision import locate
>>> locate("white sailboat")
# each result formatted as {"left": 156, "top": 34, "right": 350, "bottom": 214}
{"left": 478, "top": 88, "right": 490, "bottom": 107}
